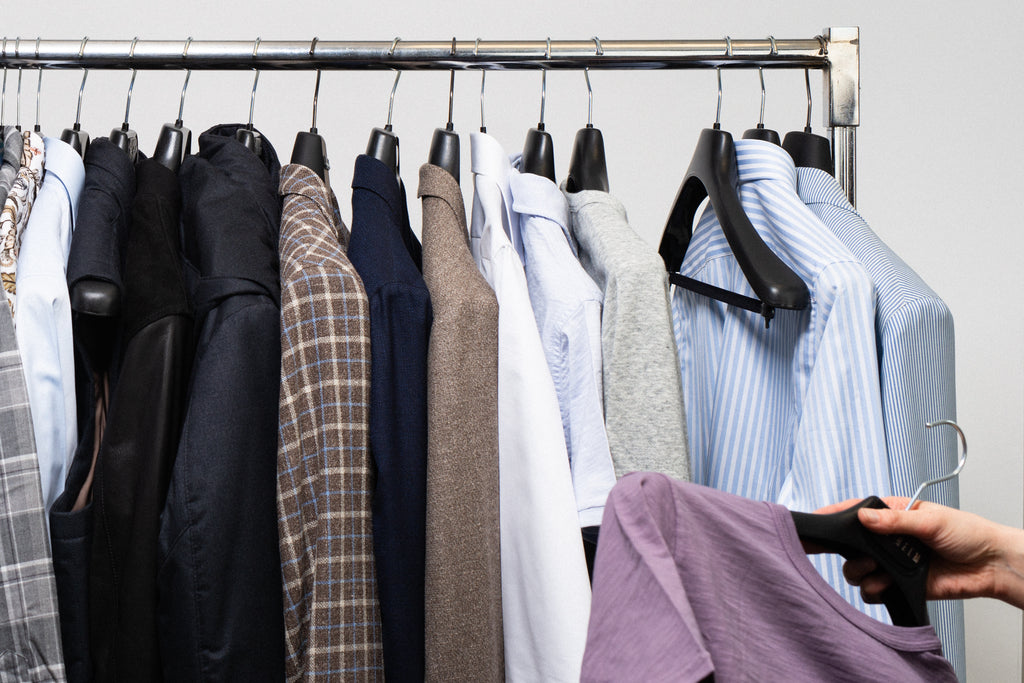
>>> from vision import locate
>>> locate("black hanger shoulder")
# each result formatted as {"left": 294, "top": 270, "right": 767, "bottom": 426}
{"left": 783, "top": 131, "right": 834, "bottom": 175}
{"left": 366, "top": 126, "right": 399, "bottom": 177}
{"left": 791, "top": 497, "right": 931, "bottom": 627}
{"left": 742, "top": 125, "right": 781, "bottom": 146}
{"left": 659, "top": 128, "right": 810, "bottom": 316}
{"left": 520, "top": 127, "right": 555, "bottom": 182}
{"left": 61, "top": 125, "right": 90, "bottom": 158}
{"left": 566, "top": 125, "right": 609, "bottom": 193}
{"left": 153, "top": 121, "right": 191, "bottom": 173}
{"left": 428, "top": 125, "right": 460, "bottom": 184}
{"left": 291, "top": 129, "right": 328, "bottom": 184}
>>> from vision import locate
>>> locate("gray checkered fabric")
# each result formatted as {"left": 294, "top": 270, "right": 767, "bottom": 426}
{"left": 0, "top": 286, "right": 65, "bottom": 682}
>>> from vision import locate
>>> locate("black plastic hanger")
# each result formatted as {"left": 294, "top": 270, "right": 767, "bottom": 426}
{"left": 792, "top": 420, "right": 969, "bottom": 628}
{"left": 791, "top": 497, "right": 930, "bottom": 627}
{"left": 566, "top": 54, "right": 609, "bottom": 193}
{"left": 427, "top": 38, "right": 460, "bottom": 183}
{"left": 110, "top": 39, "right": 140, "bottom": 163}
{"left": 782, "top": 69, "right": 834, "bottom": 174}
{"left": 152, "top": 37, "right": 193, "bottom": 173}
{"left": 742, "top": 63, "right": 781, "bottom": 145}
{"left": 291, "top": 39, "right": 329, "bottom": 184}
{"left": 520, "top": 37, "right": 556, "bottom": 182}
{"left": 659, "top": 54, "right": 809, "bottom": 326}
{"left": 60, "top": 37, "right": 91, "bottom": 158}
{"left": 235, "top": 38, "right": 263, "bottom": 156}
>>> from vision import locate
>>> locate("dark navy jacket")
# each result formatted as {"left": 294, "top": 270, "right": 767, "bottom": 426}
{"left": 347, "top": 154, "right": 432, "bottom": 682}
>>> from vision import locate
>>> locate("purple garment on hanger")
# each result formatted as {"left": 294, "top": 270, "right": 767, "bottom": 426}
{"left": 582, "top": 473, "right": 957, "bottom": 683}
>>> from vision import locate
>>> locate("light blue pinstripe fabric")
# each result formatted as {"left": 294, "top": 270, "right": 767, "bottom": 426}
{"left": 671, "top": 139, "right": 891, "bottom": 623}
{"left": 797, "top": 166, "right": 964, "bottom": 681}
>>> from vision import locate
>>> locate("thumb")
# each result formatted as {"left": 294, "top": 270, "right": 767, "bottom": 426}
{"left": 858, "top": 506, "right": 941, "bottom": 542}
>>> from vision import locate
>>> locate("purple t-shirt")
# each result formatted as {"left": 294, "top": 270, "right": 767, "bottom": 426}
{"left": 581, "top": 473, "right": 957, "bottom": 682}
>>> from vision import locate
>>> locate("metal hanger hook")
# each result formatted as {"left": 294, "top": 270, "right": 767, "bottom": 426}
{"left": 74, "top": 37, "right": 89, "bottom": 128}
{"left": 593, "top": 36, "right": 603, "bottom": 56}
{"left": 123, "top": 37, "right": 139, "bottom": 130}
{"left": 15, "top": 38, "right": 22, "bottom": 130}
{"left": 445, "top": 37, "right": 456, "bottom": 130}
{"left": 906, "top": 420, "right": 969, "bottom": 510}
{"left": 538, "top": 37, "right": 551, "bottom": 130}
{"left": 176, "top": 37, "right": 193, "bottom": 125}
{"left": 34, "top": 37, "right": 43, "bottom": 132}
{"left": 476, "top": 39, "right": 486, "bottom": 133}
{"left": 247, "top": 37, "right": 261, "bottom": 127}
{"left": 1, "top": 38, "right": 7, "bottom": 126}
{"left": 585, "top": 36, "right": 600, "bottom": 127}
{"left": 388, "top": 36, "right": 400, "bottom": 57}
{"left": 757, "top": 67, "right": 767, "bottom": 127}
{"left": 309, "top": 38, "right": 321, "bottom": 131}
{"left": 386, "top": 70, "right": 401, "bottom": 130}
{"left": 715, "top": 36, "right": 731, "bottom": 129}
{"left": 803, "top": 68, "right": 813, "bottom": 132}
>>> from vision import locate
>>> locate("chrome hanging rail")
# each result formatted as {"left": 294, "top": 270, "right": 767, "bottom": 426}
{"left": 0, "top": 29, "right": 860, "bottom": 204}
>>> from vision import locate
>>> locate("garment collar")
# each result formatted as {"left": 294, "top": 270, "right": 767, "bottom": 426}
{"left": 734, "top": 139, "right": 798, "bottom": 189}
{"left": 470, "top": 130, "right": 513, "bottom": 181}
{"left": 351, "top": 153, "right": 403, "bottom": 216}
{"left": 795, "top": 166, "right": 855, "bottom": 212}
{"left": 42, "top": 137, "right": 86, "bottom": 225}
{"left": 509, "top": 161, "right": 571, "bottom": 238}
{"left": 280, "top": 162, "right": 338, "bottom": 235}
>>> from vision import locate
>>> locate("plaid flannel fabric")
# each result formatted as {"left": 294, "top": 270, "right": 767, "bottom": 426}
{"left": 0, "top": 285, "right": 65, "bottom": 682}
{"left": 276, "top": 164, "right": 383, "bottom": 682}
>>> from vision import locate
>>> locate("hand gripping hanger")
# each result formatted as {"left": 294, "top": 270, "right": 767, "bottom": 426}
{"left": 60, "top": 37, "right": 91, "bottom": 157}
{"left": 791, "top": 420, "right": 970, "bottom": 628}
{"left": 659, "top": 36, "right": 810, "bottom": 327}
{"left": 566, "top": 37, "right": 610, "bottom": 193}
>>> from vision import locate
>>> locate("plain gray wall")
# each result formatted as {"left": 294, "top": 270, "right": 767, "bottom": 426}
{"left": 6, "top": 1, "right": 1021, "bottom": 679}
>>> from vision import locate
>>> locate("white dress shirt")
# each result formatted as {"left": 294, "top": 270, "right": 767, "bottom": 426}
{"left": 671, "top": 139, "right": 891, "bottom": 622}
{"left": 509, "top": 160, "right": 616, "bottom": 528}
{"left": 15, "top": 137, "right": 83, "bottom": 512}
{"left": 470, "top": 132, "right": 591, "bottom": 683}
{"left": 797, "top": 165, "right": 964, "bottom": 680}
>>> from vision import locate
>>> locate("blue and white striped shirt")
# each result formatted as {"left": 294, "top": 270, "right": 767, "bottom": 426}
{"left": 797, "top": 166, "right": 964, "bottom": 680}
{"left": 671, "top": 139, "right": 891, "bottom": 622}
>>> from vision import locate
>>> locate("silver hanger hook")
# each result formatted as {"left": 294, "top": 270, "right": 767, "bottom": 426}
{"left": 309, "top": 37, "right": 321, "bottom": 131}
{"left": 176, "top": 37, "right": 193, "bottom": 125}
{"left": 585, "top": 36, "right": 601, "bottom": 127}
{"left": 2, "top": 38, "right": 7, "bottom": 127}
{"left": 757, "top": 68, "right": 766, "bottom": 127}
{"left": 247, "top": 37, "right": 261, "bottom": 127}
{"left": 446, "top": 37, "right": 456, "bottom": 129}
{"left": 34, "top": 37, "right": 42, "bottom": 133}
{"left": 538, "top": 37, "right": 551, "bottom": 130}
{"left": 803, "top": 68, "right": 813, "bottom": 132}
{"left": 74, "top": 37, "right": 88, "bottom": 128}
{"left": 382, "top": 38, "right": 401, "bottom": 130}
{"left": 122, "top": 37, "right": 138, "bottom": 130}
{"left": 476, "top": 38, "right": 486, "bottom": 133}
{"left": 906, "top": 420, "right": 969, "bottom": 510}
{"left": 16, "top": 38, "right": 22, "bottom": 130}
{"left": 715, "top": 36, "right": 731, "bottom": 129}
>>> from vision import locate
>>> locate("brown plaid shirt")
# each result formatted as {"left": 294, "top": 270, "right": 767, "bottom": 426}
{"left": 277, "top": 164, "right": 383, "bottom": 682}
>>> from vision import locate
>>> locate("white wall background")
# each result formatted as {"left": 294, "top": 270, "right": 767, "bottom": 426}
{"left": 6, "top": 1, "right": 1022, "bottom": 680}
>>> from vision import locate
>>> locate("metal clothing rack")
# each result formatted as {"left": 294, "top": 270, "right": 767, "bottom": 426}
{"left": 0, "top": 27, "right": 860, "bottom": 204}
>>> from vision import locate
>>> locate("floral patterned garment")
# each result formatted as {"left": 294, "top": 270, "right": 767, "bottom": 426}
{"left": 0, "top": 131, "right": 45, "bottom": 318}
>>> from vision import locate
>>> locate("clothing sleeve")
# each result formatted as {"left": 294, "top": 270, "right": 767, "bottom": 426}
{"left": 581, "top": 473, "right": 713, "bottom": 683}
{"left": 782, "top": 262, "right": 891, "bottom": 512}
{"left": 563, "top": 298, "right": 616, "bottom": 527}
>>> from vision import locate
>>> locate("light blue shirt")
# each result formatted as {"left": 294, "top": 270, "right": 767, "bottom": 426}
{"left": 797, "top": 165, "right": 964, "bottom": 681}
{"left": 671, "top": 139, "right": 891, "bottom": 622}
{"left": 510, "top": 160, "right": 616, "bottom": 528}
{"left": 15, "top": 137, "right": 83, "bottom": 513}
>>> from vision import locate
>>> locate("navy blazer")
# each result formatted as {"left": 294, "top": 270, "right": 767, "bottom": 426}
{"left": 348, "top": 155, "right": 433, "bottom": 683}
